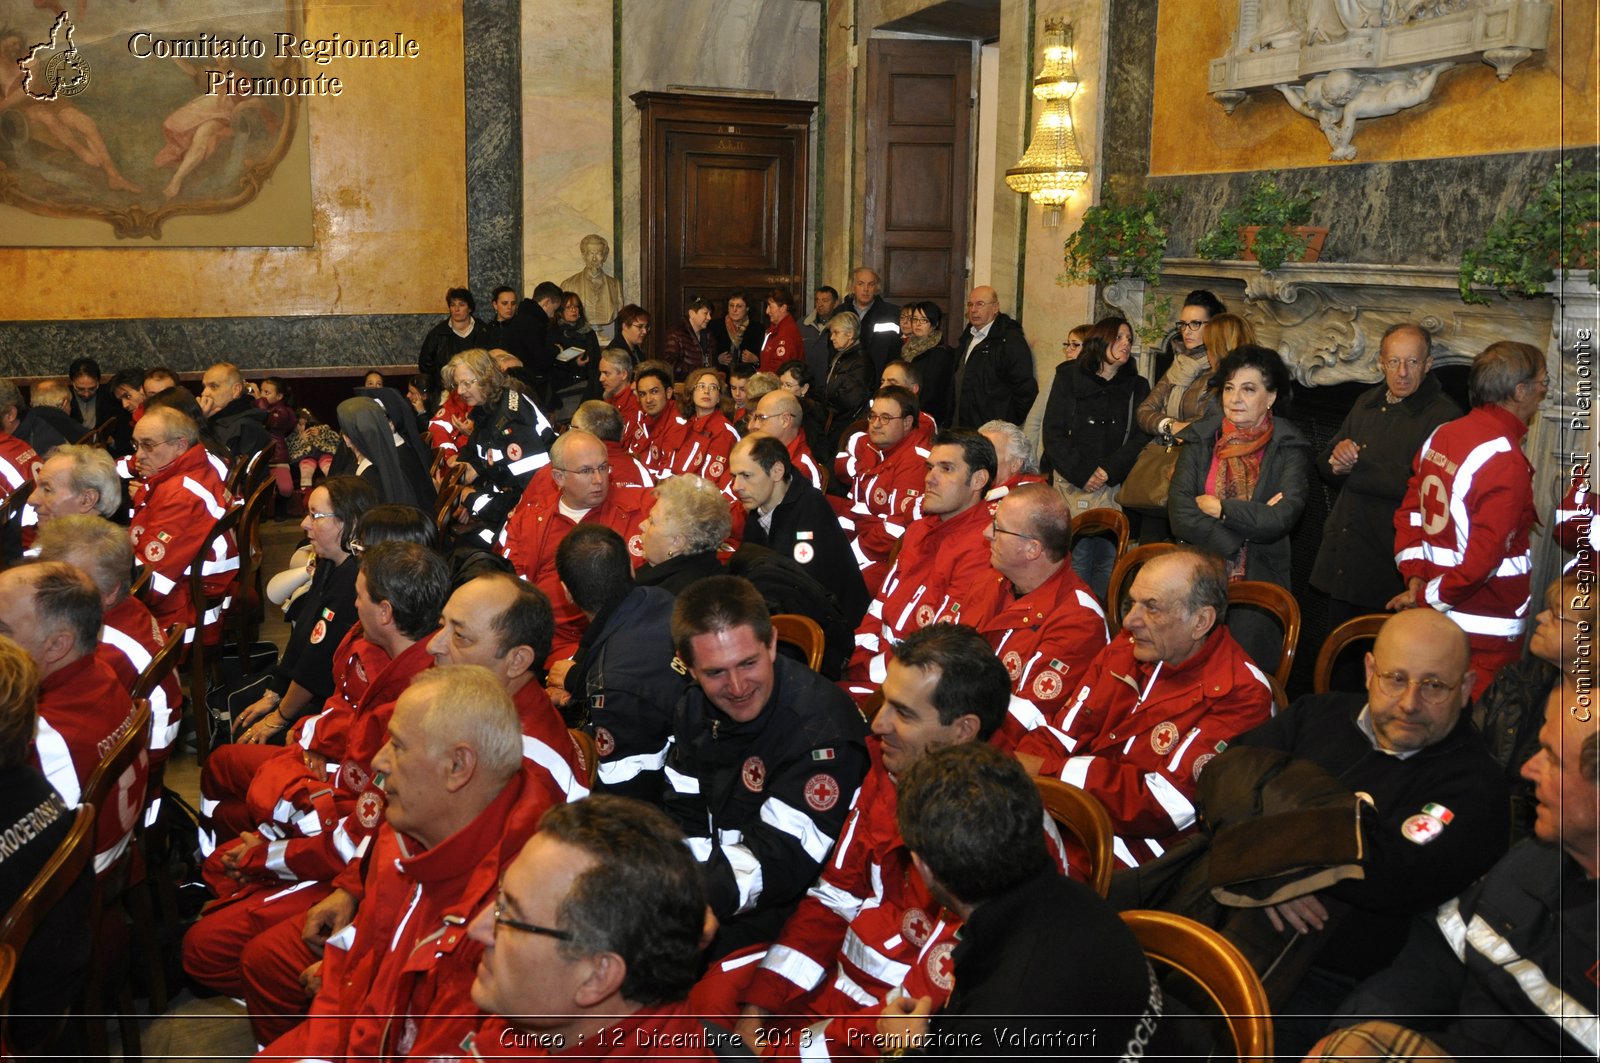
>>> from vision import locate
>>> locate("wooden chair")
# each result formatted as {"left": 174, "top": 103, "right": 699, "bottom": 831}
{"left": 227, "top": 479, "right": 276, "bottom": 651}
{"left": 0, "top": 803, "right": 93, "bottom": 1054}
{"left": 569, "top": 729, "right": 599, "bottom": 788}
{"left": 1073, "top": 507, "right": 1131, "bottom": 564}
{"left": 1226, "top": 581, "right": 1302, "bottom": 691}
{"left": 772, "top": 613, "right": 826, "bottom": 672}
{"left": 1313, "top": 613, "right": 1388, "bottom": 694}
{"left": 1034, "top": 777, "right": 1115, "bottom": 898}
{"left": 1120, "top": 909, "right": 1273, "bottom": 1063}
{"left": 242, "top": 442, "right": 276, "bottom": 498}
{"left": 76, "top": 416, "right": 117, "bottom": 447}
{"left": 79, "top": 698, "right": 151, "bottom": 1059}
{"left": 1105, "top": 542, "right": 1178, "bottom": 634}
{"left": 132, "top": 623, "right": 187, "bottom": 704}
{"left": 184, "top": 504, "right": 244, "bottom": 766}
{"left": 0, "top": 481, "right": 33, "bottom": 554}
{"left": 0, "top": 943, "right": 15, "bottom": 1020}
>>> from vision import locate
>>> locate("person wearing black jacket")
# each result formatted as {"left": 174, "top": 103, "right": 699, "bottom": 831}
{"left": 1040, "top": 317, "right": 1151, "bottom": 600}
{"left": 951, "top": 285, "right": 1037, "bottom": 428}
{"left": 418, "top": 286, "right": 490, "bottom": 397}
{"left": 661, "top": 576, "right": 869, "bottom": 959}
{"left": 731, "top": 433, "right": 868, "bottom": 626}
{"left": 447, "top": 348, "right": 557, "bottom": 543}
{"left": 200, "top": 362, "right": 273, "bottom": 462}
{"left": 845, "top": 268, "right": 902, "bottom": 375}
{"left": 555, "top": 525, "right": 691, "bottom": 803}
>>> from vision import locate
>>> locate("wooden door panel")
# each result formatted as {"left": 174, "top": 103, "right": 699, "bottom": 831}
{"left": 636, "top": 93, "right": 814, "bottom": 329}
{"left": 865, "top": 40, "right": 974, "bottom": 315}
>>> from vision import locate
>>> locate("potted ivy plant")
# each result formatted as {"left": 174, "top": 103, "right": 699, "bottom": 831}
{"left": 1196, "top": 172, "right": 1326, "bottom": 271}
{"left": 1459, "top": 159, "right": 1600, "bottom": 304}
{"left": 1060, "top": 187, "right": 1179, "bottom": 287}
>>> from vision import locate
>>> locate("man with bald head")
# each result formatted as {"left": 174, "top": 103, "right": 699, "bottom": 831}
{"left": 498, "top": 429, "right": 651, "bottom": 661}
{"left": 1183, "top": 606, "right": 1511, "bottom": 1041}
{"left": 750, "top": 388, "right": 822, "bottom": 489}
{"left": 128, "top": 405, "right": 237, "bottom": 640}
{"left": 952, "top": 285, "right": 1037, "bottom": 428}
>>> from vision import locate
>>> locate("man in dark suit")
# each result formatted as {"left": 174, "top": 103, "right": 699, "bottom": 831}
{"left": 951, "top": 285, "right": 1037, "bottom": 429}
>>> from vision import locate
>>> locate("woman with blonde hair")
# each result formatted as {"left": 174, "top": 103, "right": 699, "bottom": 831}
{"left": 445, "top": 348, "right": 557, "bottom": 535}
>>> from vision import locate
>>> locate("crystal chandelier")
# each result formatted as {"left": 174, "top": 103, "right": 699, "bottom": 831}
{"left": 1005, "top": 19, "right": 1088, "bottom": 228}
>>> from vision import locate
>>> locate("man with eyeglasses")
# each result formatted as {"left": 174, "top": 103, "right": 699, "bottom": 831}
{"left": 841, "top": 387, "right": 930, "bottom": 593}
{"left": 1392, "top": 340, "right": 1547, "bottom": 697}
{"left": 749, "top": 389, "right": 823, "bottom": 489}
{"left": 1014, "top": 547, "right": 1272, "bottom": 867}
{"left": 951, "top": 285, "right": 1037, "bottom": 430}
{"left": 966, "top": 484, "right": 1107, "bottom": 745}
{"left": 127, "top": 405, "right": 238, "bottom": 640}
{"left": 498, "top": 429, "right": 650, "bottom": 661}
{"left": 464, "top": 796, "right": 748, "bottom": 1058}
{"left": 1312, "top": 324, "right": 1461, "bottom": 637}
{"left": 257, "top": 666, "right": 575, "bottom": 1062}
{"left": 1144, "top": 606, "right": 1509, "bottom": 1051}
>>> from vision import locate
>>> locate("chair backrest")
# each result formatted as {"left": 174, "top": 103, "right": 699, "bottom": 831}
{"left": 1034, "top": 777, "right": 1115, "bottom": 898}
{"left": 130, "top": 565, "right": 152, "bottom": 603}
{"left": 1312, "top": 613, "right": 1388, "bottom": 694}
{"left": 186, "top": 503, "right": 243, "bottom": 616}
{"left": 1120, "top": 909, "right": 1274, "bottom": 1063}
{"left": 230, "top": 478, "right": 276, "bottom": 645}
{"left": 569, "top": 728, "right": 599, "bottom": 787}
{"left": 131, "top": 624, "right": 187, "bottom": 702}
{"left": 1073, "top": 507, "right": 1130, "bottom": 564}
{"left": 0, "top": 942, "right": 15, "bottom": 1015}
{"left": 1105, "top": 542, "right": 1178, "bottom": 634}
{"left": 0, "top": 802, "right": 94, "bottom": 956}
{"left": 435, "top": 461, "right": 466, "bottom": 505}
{"left": 772, "top": 613, "right": 826, "bottom": 672}
{"left": 1226, "top": 580, "right": 1302, "bottom": 691}
{"left": 242, "top": 443, "right": 276, "bottom": 497}
{"left": 76, "top": 417, "right": 117, "bottom": 447}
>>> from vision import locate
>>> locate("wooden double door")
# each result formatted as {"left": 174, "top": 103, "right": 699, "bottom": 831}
{"left": 635, "top": 93, "right": 815, "bottom": 327}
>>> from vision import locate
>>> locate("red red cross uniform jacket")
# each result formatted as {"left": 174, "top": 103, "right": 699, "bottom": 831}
{"left": 840, "top": 435, "right": 928, "bottom": 588}
{"left": 0, "top": 431, "right": 37, "bottom": 503}
{"left": 129, "top": 442, "right": 238, "bottom": 644}
{"left": 603, "top": 437, "right": 655, "bottom": 489}
{"left": 786, "top": 433, "right": 823, "bottom": 491}
{"left": 99, "top": 594, "right": 182, "bottom": 762}
{"left": 31, "top": 656, "right": 145, "bottom": 872}
{"left": 427, "top": 391, "right": 471, "bottom": 458}
{"left": 607, "top": 386, "right": 651, "bottom": 461}
{"left": 497, "top": 473, "right": 652, "bottom": 661}
{"left": 640, "top": 407, "right": 693, "bottom": 480}
{"left": 286, "top": 763, "right": 563, "bottom": 1062}
{"left": 733, "top": 741, "right": 1065, "bottom": 1061}
{"left": 761, "top": 315, "right": 806, "bottom": 375}
{"left": 1394, "top": 404, "right": 1538, "bottom": 660}
{"left": 462, "top": 1004, "right": 727, "bottom": 1059}
{"left": 671, "top": 410, "right": 742, "bottom": 487}
{"left": 1015, "top": 625, "right": 1274, "bottom": 868}
{"left": 964, "top": 563, "right": 1109, "bottom": 748}
{"left": 845, "top": 502, "right": 993, "bottom": 695}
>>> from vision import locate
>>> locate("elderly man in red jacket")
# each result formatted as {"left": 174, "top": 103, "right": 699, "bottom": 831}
{"left": 262, "top": 665, "right": 574, "bottom": 1061}
{"left": 127, "top": 406, "right": 237, "bottom": 644}
{"left": 1016, "top": 547, "right": 1274, "bottom": 867}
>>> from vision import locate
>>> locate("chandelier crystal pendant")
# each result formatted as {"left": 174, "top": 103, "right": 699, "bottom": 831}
{"left": 1005, "top": 19, "right": 1088, "bottom": 228}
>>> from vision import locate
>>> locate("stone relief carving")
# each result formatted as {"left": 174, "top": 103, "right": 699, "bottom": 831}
{"left": 1209, "top": 0, "right": 1552, "bottom": 160}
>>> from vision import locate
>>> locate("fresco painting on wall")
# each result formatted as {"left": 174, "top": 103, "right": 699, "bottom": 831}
{"left": 0, "top": 0, "right": 311, "bottom": 245}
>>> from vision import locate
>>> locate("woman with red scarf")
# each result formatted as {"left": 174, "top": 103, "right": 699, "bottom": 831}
{"left": 1168, "top": 345, "right": 1311, "bottom": 672}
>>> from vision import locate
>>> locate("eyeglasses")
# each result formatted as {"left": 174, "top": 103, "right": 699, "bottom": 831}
{"left": 554, "top": 462, "right": 611, "bottom": 478}
{"left": 1381, "top": 358, "right": 1424, "bottom": 371}
{"left": 1175, "top": 320, "right": 1208, "bottom": 332}
{"left": 750, "top": 412, "right": 787, "bottom": 425}
{"left": 867, "top": 412, "right": 910, "bottom": 425}
{"left": 307, "top": 511, "right": 337, "bottom": 522}
{"left": 965, "top": 300, "right": 996, "bottom": 308}
{"left": 1371, "top": 670, "right": 1462, "bottom": 707}
{"left": 492, "top": 897, "right": 572, "bottom": 941}
{"left": 990, "top": 517, "right": 1037, "bottom": 542}
{"left": 132, "top": 437, "right": 179, "bottom": 453}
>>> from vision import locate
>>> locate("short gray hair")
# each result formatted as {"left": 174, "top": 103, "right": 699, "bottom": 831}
{"left": 827, "top": 312, "right": 860, "bottom": 342}
{"left": 979, "top": 420, "right": 1038, "bottom": 475}
{"left": 652, "top": 474, "right": 731, "bottom": 554}
{"left": 34, "top": 514, "right": 133, "bottom": 601}
{"left": 572, "top": 400, "right": 624, "bottom": 442}
{"left": 41, "top": 445, "right": 121, "bottom": 519}
{"left": 406, "top": 665, "right": 523, "bottom": 783}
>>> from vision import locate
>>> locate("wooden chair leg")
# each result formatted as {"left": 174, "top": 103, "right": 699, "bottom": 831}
{"left": 126, "top": 877, "right": 168, "bottom": 1014}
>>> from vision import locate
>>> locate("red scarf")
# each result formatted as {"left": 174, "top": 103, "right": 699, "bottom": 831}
{"left": 1211, "top": 414, "right": 1274, "bottom": 581}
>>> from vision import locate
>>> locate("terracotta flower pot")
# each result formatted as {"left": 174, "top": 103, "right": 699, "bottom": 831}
{"left": 1239, "top": 225, "right": 1330, "bottom": 264}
